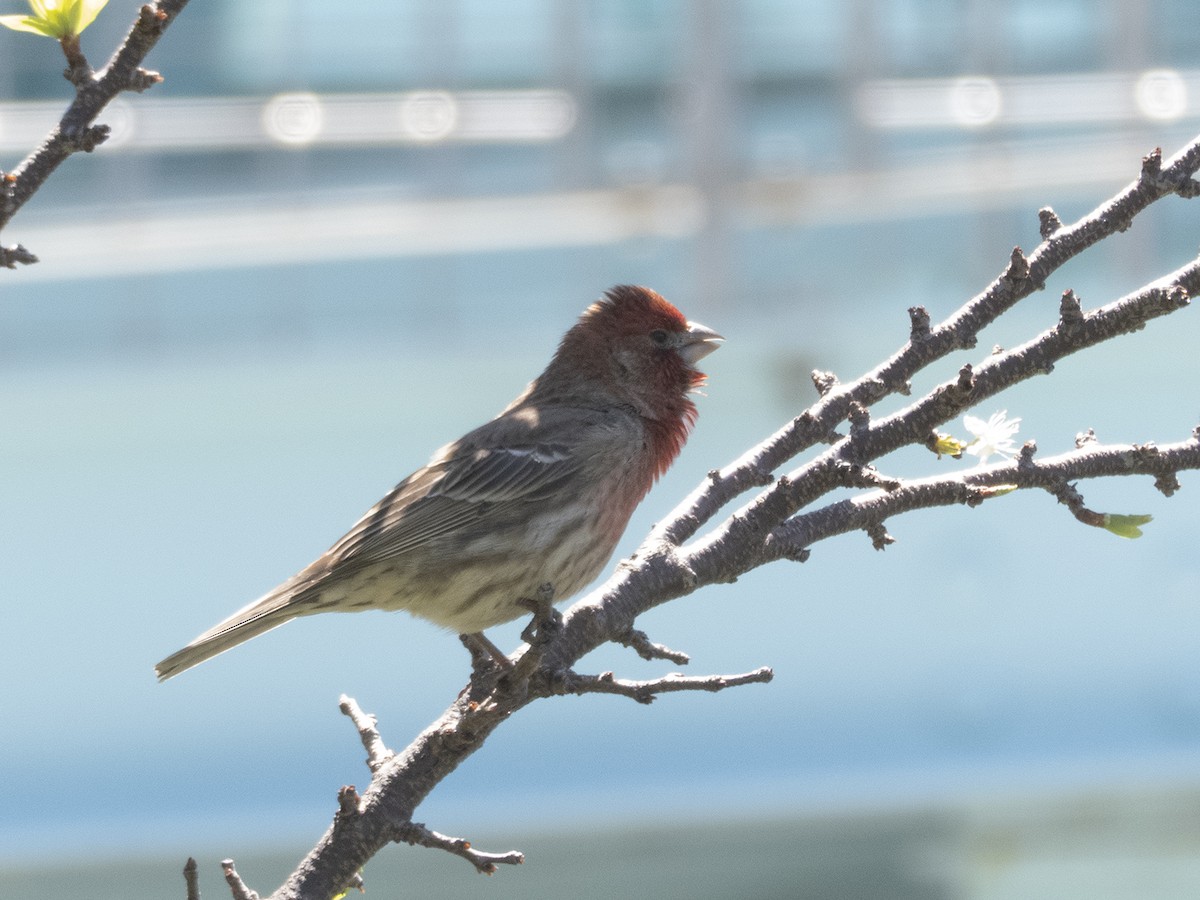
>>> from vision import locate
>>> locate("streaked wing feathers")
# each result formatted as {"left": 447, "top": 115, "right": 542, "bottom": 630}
{"left": 326, "top": 442, "right": 580, "bottom": 567}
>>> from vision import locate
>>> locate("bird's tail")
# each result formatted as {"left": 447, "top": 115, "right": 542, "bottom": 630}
{"left": 155, "top": 580, "right": 306, "bottom": 681}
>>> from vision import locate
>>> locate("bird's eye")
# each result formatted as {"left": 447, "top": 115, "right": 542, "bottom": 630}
{"left": 649, "top": 329, "right": 670, "bottom": 346}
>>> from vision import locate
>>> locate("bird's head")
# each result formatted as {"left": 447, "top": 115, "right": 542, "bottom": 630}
{"left": 548, "top": 285, "right": 722, "bottom": 417}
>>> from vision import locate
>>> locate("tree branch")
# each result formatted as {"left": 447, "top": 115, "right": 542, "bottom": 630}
{"left": 549, "top": 667, "right": 774, "bottom": 704}
{"left": 189, "top": 134, "right": 1200, "bottom": 899}
{"left": 183, "top": 857, "right": 200, "bottom": 900}
{"left": 395, "top": 822, "right": 524, "bottom": 875}
{"left": 618, "top": 627, "right": 692, "bottom": 665}
{"left": 221, "top": 859, "right": 260, "bottom": 900}
{"left": 651, "top": 143, "right": 1200, "bottom": 548}
{"left": 0, "top": 0, "right": 189, "bottom": 267}
{"left": 339, "top": 695, "right": 393, "bottom": 774}
{"left": 765, "top": 433, "right": 1200, "bottom": 560}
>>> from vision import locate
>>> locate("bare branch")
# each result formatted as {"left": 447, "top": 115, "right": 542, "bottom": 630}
{"left": 184, "top": 857, "right": 200, "bottom": 900}
{"left": 652, "top": 138, "right": 1200, "bottom": 548}
{"left": 0, "top": 0, "right": 189, "bottom": 265}
{"left": 549, "top": 667, "right": 775, "bottom": 704}
{"left": 221, "top": 859, "right": 259, "bottom": 900}
{"left": 396, "top": 822, "right": 524, "bottom": 875}
{"left": 618, "top": 627, "right": 691, "bottom": 665}
{"left": 865, "top": 521, "right": 895, "bottom": 551}
{"left": 0, "top": 243, "right": 38, "bottom": 269}
{"left": 765, "top": 434, "right": 1200, "bottom": 560}
{"left": 339, "top": 695, "right": 393, "bottom": 773}
{"left": 680, "top": 255, "right": 1197, "bottom": 591}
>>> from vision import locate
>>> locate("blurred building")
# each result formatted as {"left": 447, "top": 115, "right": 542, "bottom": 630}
{"left": 3, "top": 0, "right": 1199, "bottom": 364}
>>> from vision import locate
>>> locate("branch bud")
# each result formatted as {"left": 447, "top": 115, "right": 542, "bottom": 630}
{"left": 1038, "top": 207, "right": 1063, "bottom": 239}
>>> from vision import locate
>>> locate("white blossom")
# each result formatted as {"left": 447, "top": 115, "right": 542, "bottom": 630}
{"left": 963, "top": 410, "right": 1021, "bottom": 465}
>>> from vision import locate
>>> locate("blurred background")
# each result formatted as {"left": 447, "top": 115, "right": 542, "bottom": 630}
{"left": 3, "top": 1, "right": 1200, "bottom": 897}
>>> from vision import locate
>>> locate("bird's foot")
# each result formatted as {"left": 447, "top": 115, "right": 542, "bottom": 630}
{"left": 519, "top": 582, "right": 561, "bottom": 646}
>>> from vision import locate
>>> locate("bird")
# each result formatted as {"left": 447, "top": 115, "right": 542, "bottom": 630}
{"left": 155, "top": 285, "right": 722, "bottom": 681}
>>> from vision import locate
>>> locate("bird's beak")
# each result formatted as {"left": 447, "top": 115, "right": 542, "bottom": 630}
{"left": 678, "top": 321, "right": 724, "bottom": 365}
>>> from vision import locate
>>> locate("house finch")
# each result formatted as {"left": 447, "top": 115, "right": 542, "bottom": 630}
{"left": 155, "top": 285, "right": 722, "bottom": 680}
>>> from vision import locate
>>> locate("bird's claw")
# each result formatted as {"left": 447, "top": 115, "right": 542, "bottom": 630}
{"left": 519, "top": 583, "right": 561, "bottom": 646}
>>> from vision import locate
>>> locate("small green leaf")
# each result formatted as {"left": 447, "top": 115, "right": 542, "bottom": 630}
{"left": 0, "top": 0, "right": 108, "bottom": 38}
{"left": 0, "top": 13, "right": 58, "bottom": 35}
{"left": 73, "top": 0, "right": 108, "bottom": 33}
{"left": 1101, "top": 512, "right": 1153, "bottom": 539}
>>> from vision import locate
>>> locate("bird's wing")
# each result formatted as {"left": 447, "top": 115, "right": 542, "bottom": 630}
{"left": 323, "top": 439, "right": 587, "bottom": 568}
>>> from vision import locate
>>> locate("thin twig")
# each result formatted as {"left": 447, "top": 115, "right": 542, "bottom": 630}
{"left": 652, "top": 138, "right": 1200, "bottom": 548}
{"left": 396, "top": 822, "right": 524, "bottom": 875}
{"left": 0, "top": 0, "right": 190, "bottom": 264}
{"left": 765, "top": 433, "right": 1200, "bottom": 560}
{"left": 339, "top": 695, "right": 393, "bottom": 773}
{"left": 221, "top": 860, "right": 259, "bottom": 900}
{"left": 684, "top": 253, "right": 1199, "bottom": 588}
{"left": 0, "top": 243, "right": 37, "bottom": 269}
{"left": 551, "top": 667, "right": 774, "bottom": 705}
{"left": 184, "top": 857, "right": 200, "bottom": 900}
{"left": 618, "top": 628, "right": 691, "bottom": 665}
